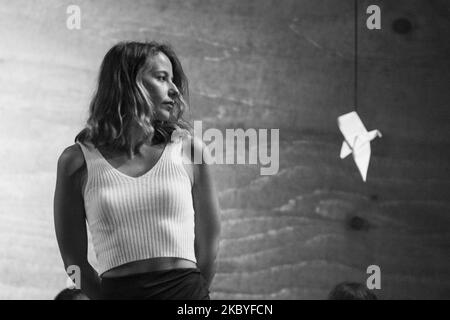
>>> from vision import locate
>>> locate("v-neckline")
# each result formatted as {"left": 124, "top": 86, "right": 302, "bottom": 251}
{"left": 94, "top": 143, "right": 168, "bottom": 179}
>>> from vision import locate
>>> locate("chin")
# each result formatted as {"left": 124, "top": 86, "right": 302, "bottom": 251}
{"left": 155, "top": 112, "right": 171, "bottom": 122}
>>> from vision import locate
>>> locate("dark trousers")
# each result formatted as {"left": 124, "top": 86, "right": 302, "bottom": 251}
{"left": 100, "top": 268, "right": 210, "bottom": 300}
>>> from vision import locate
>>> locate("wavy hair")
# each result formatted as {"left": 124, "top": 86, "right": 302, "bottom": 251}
{"left": 75, "top": 41, "right": 192, "bottom": 157}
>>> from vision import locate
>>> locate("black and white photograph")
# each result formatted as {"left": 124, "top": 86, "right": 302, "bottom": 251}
{"left": 0, "top": 0, "right": 449, "bottom": 302}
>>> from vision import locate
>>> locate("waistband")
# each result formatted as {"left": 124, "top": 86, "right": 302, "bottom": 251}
{"left": 100, "top": 267, "right": 201, "bottom": 283}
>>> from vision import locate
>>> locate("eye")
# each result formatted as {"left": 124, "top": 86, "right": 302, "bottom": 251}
{"left": 157, "top": 75, "right": 167, "bottom": 81}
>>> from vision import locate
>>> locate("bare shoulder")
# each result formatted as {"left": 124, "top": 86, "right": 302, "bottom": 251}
{"left": 180, "top": 135, "right": 212, "bottom": 164}
{"left": 57, "top": 143, "right": 86, "bottom": 178}
{"left": 180, "top": 135, "right": 217, "bottom": 190}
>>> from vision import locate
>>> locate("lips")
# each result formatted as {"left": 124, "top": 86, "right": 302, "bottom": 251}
{"left": 161, "top": 102, "right": 174, "bottom": 111}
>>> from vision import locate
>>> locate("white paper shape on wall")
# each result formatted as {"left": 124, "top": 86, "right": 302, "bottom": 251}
{"left": 337, "top": 111, "right": 382, "bottom": 182}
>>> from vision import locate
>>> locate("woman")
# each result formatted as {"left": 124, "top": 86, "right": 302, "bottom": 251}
{"left": 53, "top": 41, "right": 221, "bottom": 300}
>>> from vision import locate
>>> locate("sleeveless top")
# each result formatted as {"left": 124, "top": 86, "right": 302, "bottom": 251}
{"left": 76, "top": 135, "right": 196, "bottom": 275}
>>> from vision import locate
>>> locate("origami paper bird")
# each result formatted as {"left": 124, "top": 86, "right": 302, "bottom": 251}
{"left": 337, "top": 111, "right": 382, "bottom": 182}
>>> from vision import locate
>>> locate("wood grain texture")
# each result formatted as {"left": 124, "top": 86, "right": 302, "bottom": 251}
{"left": 0, "top": 0, "right": 448, "bottom": 299}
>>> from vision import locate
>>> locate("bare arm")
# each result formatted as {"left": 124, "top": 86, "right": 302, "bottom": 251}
{"left": 53, "top": 144, "right": 103, "bottom": 299}
{"left": 189, "top": 138, "right": 222, "bottom": 289}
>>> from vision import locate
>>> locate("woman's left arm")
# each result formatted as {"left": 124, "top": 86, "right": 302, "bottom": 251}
{"left": 190, "top": 138, "right": 222, "bottom": 288}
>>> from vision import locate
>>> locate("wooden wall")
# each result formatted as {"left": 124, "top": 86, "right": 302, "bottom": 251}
{"left": 0, "top": 0, "right": 448, "bottom": 299}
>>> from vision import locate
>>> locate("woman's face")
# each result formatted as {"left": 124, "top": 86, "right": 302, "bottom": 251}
{"left": 141, "top": 52, "right": 180, "bottom": 121}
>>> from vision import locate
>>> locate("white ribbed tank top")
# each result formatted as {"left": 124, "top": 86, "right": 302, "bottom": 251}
{"left": 76, "top": 136, "right": 196, "bottom": 275}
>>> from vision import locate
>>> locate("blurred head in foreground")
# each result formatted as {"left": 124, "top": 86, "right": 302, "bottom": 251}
{"left": 54, "top": 288, "right": 89, "bottom": 300}
{"left": 328, "top": 282, "right": 378, "bottom": 300}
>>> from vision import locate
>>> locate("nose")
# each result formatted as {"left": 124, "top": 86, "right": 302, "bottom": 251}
{"left": 168, "top": 81, "right": 180, "bottom": 99}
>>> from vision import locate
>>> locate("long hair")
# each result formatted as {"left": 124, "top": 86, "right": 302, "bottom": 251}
{"left": 75, "top": 41, "right": 192, "bottom": 157}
